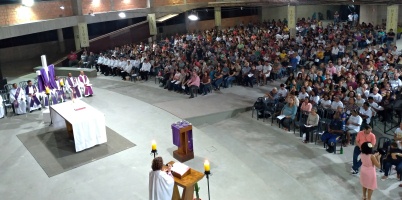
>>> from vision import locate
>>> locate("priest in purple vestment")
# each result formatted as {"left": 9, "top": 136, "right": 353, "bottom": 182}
{"left": 78, "top": 71, "right": 94, "bottom": 97}
{"left": 25, "top": 80, "right": 42, "bottom": 112}
{"left": 66, "top": 73, "right": 82, "bottom": 99}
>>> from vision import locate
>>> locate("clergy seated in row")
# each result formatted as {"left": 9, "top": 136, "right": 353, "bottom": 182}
{"left": 25, "top": 80, "right": 42, "bottom": 113}
{"left": 78, "top": 71, "right": 94, "bottom": 97}
{"left": 9, "top": 83, "right": 27, "bottom": 115}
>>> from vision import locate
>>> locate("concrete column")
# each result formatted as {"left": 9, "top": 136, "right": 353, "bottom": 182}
{"left": 214, "top": 7, "right": 222, "bottom": 30}
{"left": 287, "top": 5, "right": 296, "bottom": 38}
{"left": 184, "top": 12, "right": 189, "bottom": 33}
{"left": 57, "top": 29, "right": 64, "bottom": 42}
{"left": 110, "top": 0, "right": 114, "bottom": 11}
{"left": 147, "top": 0, "right": 153, "bottom": 8}
{"left": 359, "top": 5, "right": 378, "bottom": 26}
{"left": 71, "top": 0, "right": 82, "bottom": 15}
{"left": 386, "top": 5, "right": 399, "bottom": 36}
{"left": 57, "top": 29, "right": 65, "bottom": 53}
{"left": 73, "top": 26, "right": 80, "bottom": 51}
{"left": 73, "top": 23, "right": 90, "bottom": 51}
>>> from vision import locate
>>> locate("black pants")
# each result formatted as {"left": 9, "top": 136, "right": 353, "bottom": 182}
{"left": 300, "top": 125, "right": 316, "bottom": 141}
{"left": 140, "top": 71, "right": 149, "bottom": 81}
{"left": 281, "top": 118, "right": 292, "bottom": 130}
{"left": 121, "top": 71, "right": 128, "bottom": 80}
{"left": 189, "top": 86, "right": 198, "bottom": 97}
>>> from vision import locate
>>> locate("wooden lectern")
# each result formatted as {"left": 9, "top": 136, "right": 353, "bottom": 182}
{"left": 168, "top": 161, "right": 204, "bottom": 200}
{"left": 173, "top": 125, "right": 194, "bottom": 162}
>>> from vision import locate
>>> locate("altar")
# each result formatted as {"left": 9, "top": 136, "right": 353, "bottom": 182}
{"left": 50, "top": 99, "right": 107, "bottom": 152}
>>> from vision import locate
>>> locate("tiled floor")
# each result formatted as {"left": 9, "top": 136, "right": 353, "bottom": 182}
{"left": 0, "top": 73, "right": 401, "bottom": 200}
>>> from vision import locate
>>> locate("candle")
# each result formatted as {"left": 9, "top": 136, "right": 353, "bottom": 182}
{"left": 151, "top": 140, "right": 157, "bottom": 151}
{"left": 45, "top": 86, "right": 50, "bottom": 94}
{"left": 60, "top": 79, "right": 64, "bottom": 86}
{"left": 204, "top": 160, "right": 210, "bottom": 172}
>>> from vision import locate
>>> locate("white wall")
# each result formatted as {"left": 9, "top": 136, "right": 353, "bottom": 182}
{"left": 261, "top": 5, "right": 340, "bottom": 21}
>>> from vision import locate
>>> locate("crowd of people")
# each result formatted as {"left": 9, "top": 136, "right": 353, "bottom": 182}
{"left": 86, "top": 15, "right": 402, "bottom": 199}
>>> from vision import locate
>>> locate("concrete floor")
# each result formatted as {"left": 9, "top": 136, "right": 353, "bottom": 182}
{"left": 1, "top": 38, "right": 402, "bottom": 200}
{"left": 0, "top": 72, "right": 401, "bottom": 200}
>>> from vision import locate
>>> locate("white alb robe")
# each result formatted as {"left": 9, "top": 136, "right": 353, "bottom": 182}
{"left": 9, "top": 88, "right": 27, "bottom": 114}
{"left": 149, "top": 170, "right": 174, "bottom": 200}
{"left": 0, "top": 95, "right": 4, "bottom": 118}
{"left": 78, "top": 75, "right": 93, "bottom": 97}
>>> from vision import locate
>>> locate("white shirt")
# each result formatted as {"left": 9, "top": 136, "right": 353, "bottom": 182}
{"left": 331, "top": 101, "right": 344, "bottom": 110}
{"left": 359, "top": 107, "right": 372, "bottom": 124}
{"left": 310, "top": 96, "right": 320, "bottom": 105}
{"left": 347, "top": 115, "right": 363, "bottom": 133}
{"left": 97, "top": 56, "right": 104, "bottom": 64}
{"left": 390, "top": 78, "right": 402, "bottom": 89}
{"left": 368, "top": 93, "right": 382, "bottom": 103}
{"left": 141, "top": 62, "right": 152, "bottom": 72}
{"left": 320, "top": 99, "right": 332, "bottom": 108}
{"left": 277, "top": 88, "right": 288, "bottom": 98}
{"left": 356, "top": 98, "right": 365, "bottom": 107}
{"left": 298, "top": 92, "right": 309, "bottom": 100}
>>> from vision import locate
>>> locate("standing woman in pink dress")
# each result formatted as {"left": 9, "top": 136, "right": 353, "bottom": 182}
{"left": 360, "top": 142, "right": 382, "bottom": 200}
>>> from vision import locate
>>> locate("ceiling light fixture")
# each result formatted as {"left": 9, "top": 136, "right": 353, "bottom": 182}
{"left": 118, "top": 12, "right": 126, "bottom": 18}
{"left": 22, "top": 0, "right": 34, "bottom": 7}
{"left": 188, "top": 11, "right": 198, "bottom": 21}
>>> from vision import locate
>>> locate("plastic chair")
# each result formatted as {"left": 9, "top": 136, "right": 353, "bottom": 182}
{"left": 0, "top": 90, "right": 14, "bottom": 117}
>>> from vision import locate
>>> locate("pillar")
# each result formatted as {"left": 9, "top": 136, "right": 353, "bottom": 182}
{"left": 73, "top": 23, "right": 89, "bottom": 51}
{"left": 57, "top": 29, "right": 66, "bottom": 53}
{"left": 214, "top": 7, "right": 222, "bottom": 30}
{"left": 71, "top": 0, "right": 82, "bottom": 15}
{"left": 386, "top": 5, "right": 399, "bottom": 38}
{"left": 287, "top": 5, "right": 296, "bottom": 38}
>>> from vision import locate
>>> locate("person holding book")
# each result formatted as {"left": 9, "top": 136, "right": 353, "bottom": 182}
{"left": 301, "top": 107, "right": 320, "bottom": 143}
{"left": 149, "top": 157, "right": 174, "bottom": 200}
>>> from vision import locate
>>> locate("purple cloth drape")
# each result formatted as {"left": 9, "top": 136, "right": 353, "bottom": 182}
{"left": 171, "top": 121, "right": 193, "bottom": 151}
{"left": 38, "top": 65, "right": 58, "bottom": 92}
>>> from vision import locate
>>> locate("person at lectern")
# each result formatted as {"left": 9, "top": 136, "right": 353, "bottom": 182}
{"left": 149, "top": 157, "right": 174, "bottom": 200}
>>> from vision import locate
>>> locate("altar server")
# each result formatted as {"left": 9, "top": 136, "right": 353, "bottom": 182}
{"left": 66, "top": 73, "right": 82, "bottom": 99}
{"left": 9, "top": 83, "right": 27, "bottom": 114}
{"left": 78, "top": 71, "right": 94, "bottom": 97}
{"left": 149, "top": 157, "right": 174, "bottom": 200}
{"left": 25, "top": 80, "right": 41, "bottom": 112}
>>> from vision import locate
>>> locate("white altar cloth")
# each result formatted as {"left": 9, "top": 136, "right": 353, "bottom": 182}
{"left": 50, "top": 99, "right": 107, "bottom": 152}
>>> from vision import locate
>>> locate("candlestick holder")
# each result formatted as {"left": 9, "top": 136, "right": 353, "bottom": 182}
{"left": 46, "top": 93, "right": 53, "bottom": 126}
{"left": 150, "top": 149, "right": 158, "bottom": 158}
{"left": 204, "top": 170, "right": 212, "bottom": 200}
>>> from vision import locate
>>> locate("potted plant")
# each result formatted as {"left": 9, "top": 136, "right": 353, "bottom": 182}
{"left": 193, "top": 182, "right": 201, "bottom": 200}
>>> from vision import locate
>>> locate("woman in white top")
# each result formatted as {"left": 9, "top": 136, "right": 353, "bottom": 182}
{"left": 320, "top": 94, "right": 332, "bottom": 109}
{"left": 309, "top": 90, "right": 320, "bottom": 105}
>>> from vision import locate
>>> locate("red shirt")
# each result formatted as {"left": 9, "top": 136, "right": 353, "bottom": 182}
{"left": 356, "top": 131, "right": 376, "bottom": 148}
{"left": 68, "top": 53, "right": 77, "bottom": 61}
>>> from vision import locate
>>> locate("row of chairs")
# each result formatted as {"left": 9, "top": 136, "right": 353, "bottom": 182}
{"left": 252, "top": 99, "right": 347, "bottom": 154}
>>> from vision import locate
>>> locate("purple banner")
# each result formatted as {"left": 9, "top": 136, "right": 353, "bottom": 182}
{"left": 172, "top": 124, "right": 180, "bottom": 146}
